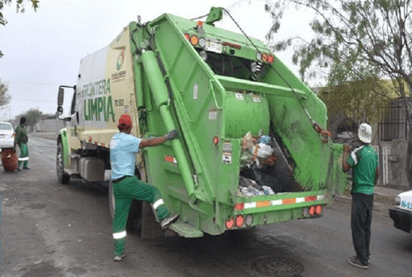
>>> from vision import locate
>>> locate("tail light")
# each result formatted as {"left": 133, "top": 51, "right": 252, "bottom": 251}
{"left": 190, "top": 35, "right": 199, "bottom": 46}
{"left": 304, "top": 205, "right": 323, "bottom": 218}
{"left": 309, "top": 206, "right": 316, "bottom": 216}
{"left": 235, "top": 215, "right": 244, "bottom": 228}
{"left": 225, "top": 218, "right": 234, "bottom": 229}
{"left": 315, "top": 205, "right": 322, "bottom": 215}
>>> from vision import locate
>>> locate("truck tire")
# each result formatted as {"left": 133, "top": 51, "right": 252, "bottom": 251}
{"left": 56, "top": 141, "right": 70, "bottom": 184}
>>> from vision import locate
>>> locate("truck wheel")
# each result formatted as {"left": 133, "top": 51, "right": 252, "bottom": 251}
{"left": 56, "top": 141, "right": 70, "bottom": 184}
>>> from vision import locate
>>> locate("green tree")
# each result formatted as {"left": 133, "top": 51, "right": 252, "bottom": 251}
{"left": 0, "top": 0, "right": 39, "bottom": 57}
{"left": 264, "top": 0, "right": 412, "bottom": 188}
{"left": 0, "top": 79, "right": 11, "bottom": 108}
{"left": 24, "top": 107, "right": 42, "bottom": 126}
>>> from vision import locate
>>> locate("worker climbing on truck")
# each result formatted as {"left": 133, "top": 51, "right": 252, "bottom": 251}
{"left": 110, "top": 114, "right": 179, "bottom": 262}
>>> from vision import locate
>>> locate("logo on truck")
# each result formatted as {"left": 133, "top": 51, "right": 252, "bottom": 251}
{"left": 82, "top": 78, "right": 115, "bottom": 122}
{"left": 117, "top": 51, "right": 125, "bottom": 70}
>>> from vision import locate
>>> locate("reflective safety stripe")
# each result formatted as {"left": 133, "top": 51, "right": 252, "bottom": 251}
{"left": 153, "top": 199, "right": 164, "bottom": 210}
{"left": 242, "top": 194, "right": 327, "bottom": 210}
{"left": 18, "top": 157, "right": 29, "bottom": 161}
{"left": 351, "top": 146, "right": 364, "bottom": 165}
{"left": 113, "top": 231, "right": 126, "bottom": 240}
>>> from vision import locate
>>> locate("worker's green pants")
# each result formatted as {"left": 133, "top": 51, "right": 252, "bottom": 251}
{"left": 112, "top": 175, "right": 169, "bottom": 256}
{"left": 18, "top": 143, "right": 29, "bottom": 168}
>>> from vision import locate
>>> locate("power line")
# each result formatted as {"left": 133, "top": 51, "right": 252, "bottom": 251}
{"left": 11, "top": 97, "right": 55, "bottom": 103}
{"left": 5, "top": 81, "right": 61, "bottom": 86}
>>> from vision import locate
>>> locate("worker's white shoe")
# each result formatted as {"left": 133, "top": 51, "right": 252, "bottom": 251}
{"left": 160, "top": 215, "right": 179, "bottom": 230}
{"left": 114, "top": 253, "right": 126, "bottom": 262}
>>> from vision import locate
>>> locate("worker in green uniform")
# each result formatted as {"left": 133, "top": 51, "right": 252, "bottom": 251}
{"left": 109, "top": 114, "right": 179, "bottom": 262}
{"left": 14, "top": 117, "right": 29, "bottom": 171}
{"left": 343, "top": 123, "right": 379, "bottom": 270}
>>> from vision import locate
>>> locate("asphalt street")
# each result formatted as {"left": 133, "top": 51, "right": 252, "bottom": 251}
{"left": 1, "top": 133, "right": 411, "bottom": 277}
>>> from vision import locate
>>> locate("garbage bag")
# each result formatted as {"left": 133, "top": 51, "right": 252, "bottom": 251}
{"left": 249, "top": 162, "right": 283, "bottom": 193}
{"left": 1, "top": 149, "right": 18, "bottom": 172}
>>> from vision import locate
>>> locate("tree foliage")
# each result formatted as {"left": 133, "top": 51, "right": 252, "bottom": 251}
{"left": 0, "top": 0, "right": 39, "bottom": 57}
{"left": 265, "top": 1, "right": 412, "bottom": 103}
{"left": 265, "top": 0, "right": 412, "bottom": 187}
{"left": 14, "top": 108, "right": 42, "bottom": 129}
{"left": 0, "top": 79, "right": 11, "bottom": 108}
{"left": 320, "top": 55, "right": 393, "bottom": 127}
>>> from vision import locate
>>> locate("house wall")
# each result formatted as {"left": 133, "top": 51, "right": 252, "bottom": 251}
{"left": 378, "top": 140, "right": 409, "bottom": 190}
{"left": 34, "top": 119, "right": 67, "bottom": 133}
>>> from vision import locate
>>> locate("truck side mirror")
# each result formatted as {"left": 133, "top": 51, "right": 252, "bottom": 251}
{"left": 58, "top": 87, "right": 64, "bottom": 106}
{"left": 57, "top": 85, "right": 75, "bottom": 117}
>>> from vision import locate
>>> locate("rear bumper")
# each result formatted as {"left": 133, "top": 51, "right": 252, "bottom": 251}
{"left": 0, "top": 140, "right": 14, "bottom": 149}
{"left": 389, "top": 206, "right": 412, "bottom": 233}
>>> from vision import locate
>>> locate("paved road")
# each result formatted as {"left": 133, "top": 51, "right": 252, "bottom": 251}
{"left": 1, "top": 133, "right": 411, "bottom": 277}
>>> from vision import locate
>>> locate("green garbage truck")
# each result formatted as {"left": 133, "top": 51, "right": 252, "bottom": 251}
{"left": 56, "top": 7, "right": 347, "bottom": 238}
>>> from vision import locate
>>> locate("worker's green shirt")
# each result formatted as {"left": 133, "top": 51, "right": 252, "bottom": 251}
{"left": 347, "top": 145, "right": 378, "bottom": 194}
{"left": 14, "top": 124, "right": 28, "bottom": 146}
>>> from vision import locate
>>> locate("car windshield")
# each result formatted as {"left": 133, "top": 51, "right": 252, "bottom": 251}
{"left": 0, "top": 124, "right": 12, "bottom": 130}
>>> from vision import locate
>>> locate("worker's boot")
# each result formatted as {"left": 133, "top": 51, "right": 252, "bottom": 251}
{"left": 160, "top": 214, "right": 179, "bottom": 230}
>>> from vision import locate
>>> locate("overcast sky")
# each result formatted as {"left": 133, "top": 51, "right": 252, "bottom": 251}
{"left": 0, "top": 0, "right": 314, "bottom": 121}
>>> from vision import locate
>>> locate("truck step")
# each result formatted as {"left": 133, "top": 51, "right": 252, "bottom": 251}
{"left": 169, "top": 221, "right": 203, "bottom": 238}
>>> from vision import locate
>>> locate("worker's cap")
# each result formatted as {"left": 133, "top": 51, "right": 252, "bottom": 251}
{"left": 358, "top": 123, "right": 372, "bottom": 143}
{"left": 118, "top": 114, "right": 132, "bottom": 127}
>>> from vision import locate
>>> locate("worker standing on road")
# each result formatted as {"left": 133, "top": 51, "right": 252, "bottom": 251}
{"left": 343, "top": 123, "right": 379, "bottom": 270}
{"left": 14, "top": 117, "right": 29, "bottom": 171}
{"left": 109, "top": 114, "right": 179, "bottom": 262}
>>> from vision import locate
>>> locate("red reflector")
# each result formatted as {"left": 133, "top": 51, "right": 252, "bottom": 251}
{"left": 184, "top": 33, "right": 190, "bottom": 41}
{"left": 305, "top": 196, "right": 317, "bottom": 202}
{"left": 316, "top": 205, "right": 322, "bottom": 215}
{"left": 309, "top": 206, "right": 316, "bottom": 216}
{"left": 213, "top": 136, "right": 219, "bottom": 145}
{"left": 234, "top": 203, "right": 244, "bottom": 210}
{"left": 225, "top": 218, "right": 234, "bottom": 229}
{"left": 235, "top": 215, "right": 244, "bottom": 228}
{"left": 267, "top": 55, "right": 274, "bottom": 63}
{"left": 164, "top": 155, "right": 176, "bottom": 163}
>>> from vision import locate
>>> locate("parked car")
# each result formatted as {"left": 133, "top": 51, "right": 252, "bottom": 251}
{"left": 389, "top": 190, "right": 412, "bottom": 233}
{"left": 0, "top": 122, "right": 15, "bottom": 149}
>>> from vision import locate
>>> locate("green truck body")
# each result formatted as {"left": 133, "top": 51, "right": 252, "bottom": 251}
{"left": 56, "top": 7, "right": 347, "bottom": 238}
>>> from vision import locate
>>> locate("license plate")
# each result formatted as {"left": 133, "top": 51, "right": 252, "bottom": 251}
{"left": 0, "top": 134, "right": 5, "bottom": 138}
{"left": 205, "top": 40, "right": 222, "bottom": 54}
